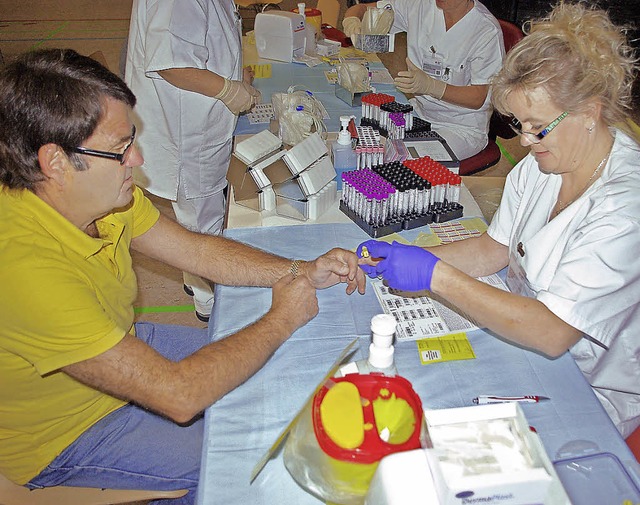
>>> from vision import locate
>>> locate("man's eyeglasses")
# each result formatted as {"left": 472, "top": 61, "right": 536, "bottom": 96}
{"left": 71, "top": 126, "right": 136, "bottom": 165}
{"left": 509, "top": 111, "right": 568, "bottom": 144}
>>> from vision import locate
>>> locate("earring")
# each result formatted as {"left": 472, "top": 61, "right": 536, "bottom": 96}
{"left": 587, "top": 123, "right": 595, "bottom": 134}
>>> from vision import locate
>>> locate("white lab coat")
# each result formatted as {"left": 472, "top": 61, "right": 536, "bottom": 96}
{"left": 388, "top": 0, "right": 504, "bottom": 159}
{"left": 488, "top": 130, "right": 640, "bottom": 438}
{"left": 125, "top": 0, "right": 243, "bottom": 201}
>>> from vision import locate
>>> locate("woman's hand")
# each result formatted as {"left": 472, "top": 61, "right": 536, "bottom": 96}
{"left": 356, "top": 240, "right": 440, "bottom": 291}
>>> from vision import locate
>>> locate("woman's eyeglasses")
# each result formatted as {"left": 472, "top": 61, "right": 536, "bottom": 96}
{"left": 509, "top": 111, "right": 568, "bottom": 144}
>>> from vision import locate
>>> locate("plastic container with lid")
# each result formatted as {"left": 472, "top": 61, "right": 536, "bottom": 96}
{"left": 553, "top": 452, "right": 640, "bottom": 504}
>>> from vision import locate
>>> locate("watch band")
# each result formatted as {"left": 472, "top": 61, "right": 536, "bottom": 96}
{"left": 289, "top": 259, "right": 302, "bottom": 278}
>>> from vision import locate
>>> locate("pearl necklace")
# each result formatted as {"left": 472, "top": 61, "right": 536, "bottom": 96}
{"left": 550, "top": 152, "right": 610, "bottom": 219}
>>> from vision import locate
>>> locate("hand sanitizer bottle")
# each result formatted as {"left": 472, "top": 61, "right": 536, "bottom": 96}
{"left": 297, "top": 3, "right": 317, "bottom": 55}
{"left": 337, "top": 314, "right": 398, "bottom": 377}
{"left": 332, "top": 115, "right": 358, "bottom": 190}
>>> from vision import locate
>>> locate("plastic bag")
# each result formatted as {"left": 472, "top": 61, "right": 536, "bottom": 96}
{"left": 283, "top": 399, "right": 374, "bottom": 505}
{"left": 362, "top": 6, "right": 394, "bottom": 35}
{"left": 337, "top": 61, "right": 371, "bottom": 94}
{"left": 283, "top": 375, "right": 427, "bottom": 505}
{"left": 278, "top": 107, "right": 317, "bottom": 145}
{"left": 271, "top": 87, "right": 327, "bottom": 145}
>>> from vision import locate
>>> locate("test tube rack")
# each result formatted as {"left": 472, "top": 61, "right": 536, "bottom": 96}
{"left": 360, "top": 93, "right": 432, "bottom": 139}
{"left": 339, "top": 158, "right": 463, "bottom": 238}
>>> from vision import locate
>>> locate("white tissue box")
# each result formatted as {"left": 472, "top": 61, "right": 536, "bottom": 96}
{"left": 366, "top": 403, "right": 569, "bottom": 505}
{"left": 316, "top": 39, "right": 341, "bottom": 56}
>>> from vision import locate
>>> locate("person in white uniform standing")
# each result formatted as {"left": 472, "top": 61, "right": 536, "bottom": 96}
{"left": 342, "top": 0, "right": 504, "bottom": 159}
{"left": 125, "top": 0, "right": 260, "bottom": 322}
{"left": 356, "top": 2, "right": 640, "bottom": 438}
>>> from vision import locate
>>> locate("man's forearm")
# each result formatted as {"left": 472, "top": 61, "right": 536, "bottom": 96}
{"left": 63, "top": 310, "right": 300, "bottom": 424}
{"left": 132, "top": 215, "right": 295, "bottom": 288}
{"left": 193, "top": 234, "right": 296, "bottom": 287}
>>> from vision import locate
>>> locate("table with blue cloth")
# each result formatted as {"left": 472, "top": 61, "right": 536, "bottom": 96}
{"left": 236, "top": 47, "right": 400, "bottom": 135}
{"left": 196, "top": 222, "right": 639, "bottom": 505}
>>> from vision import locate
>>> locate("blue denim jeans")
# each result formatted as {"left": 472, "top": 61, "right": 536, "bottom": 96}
{"left": 27, "top": 322, "right": 210, "bottom": 505}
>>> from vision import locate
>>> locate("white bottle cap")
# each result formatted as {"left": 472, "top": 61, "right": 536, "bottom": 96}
{"left": 298, "top": 2, "right": 306, "bottom": 17}
{"left": 338, "top": 115, "right": 352, "bottom": 145}
{"left": 371, "top": 314, "right": 396, "bottom": 347}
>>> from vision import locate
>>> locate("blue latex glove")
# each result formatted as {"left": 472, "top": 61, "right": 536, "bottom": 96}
{"left": 356, "top": 239, "right": 387, "bottom": 277}
{"left": 357, "top": 240, "right": 440, "bottom": 291}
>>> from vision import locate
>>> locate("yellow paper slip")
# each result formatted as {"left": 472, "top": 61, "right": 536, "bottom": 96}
{"left": 414, "top": 217, "right": 488, "bottom": 247}
{"left": 417, "top": 333, "right": 475, "bottom": 365}
{"left": 250, "top": 63, "right": 272, "bottom": 79}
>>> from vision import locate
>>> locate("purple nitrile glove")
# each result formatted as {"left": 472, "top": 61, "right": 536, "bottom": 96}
{"left": 376, "top": 241, "right": 440, "bottom": 292}
{"left": 356, "top": 240, "right": 391, "bottom": 277}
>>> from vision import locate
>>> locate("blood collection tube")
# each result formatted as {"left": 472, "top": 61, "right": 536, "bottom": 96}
{"left": 448, "top": 173, "right": 461, "bottom": 205}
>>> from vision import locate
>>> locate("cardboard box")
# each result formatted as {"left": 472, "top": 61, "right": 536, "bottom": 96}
{"left": 335, "top": 82, "right": 367, "bottom": 107}
{"left": 366, "top": 403, "right": 570, "bottom": 505}
{"left": 227, "top": 150, "right": 290, "bottom": 212}
{"left": 228, "top": 132, "right": 337, "bottom": 219}
{"left": 275, "top": 180, "right": 337, "bottom": 221}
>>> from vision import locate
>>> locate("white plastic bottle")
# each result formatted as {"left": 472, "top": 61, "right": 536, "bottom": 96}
{"left": 337, "top": 314, "right": 398, "bottom": 377}
{"left": 297, "top": 3, "right": 317, "bottom": 55}
{"left": 332, "top": 115, "right": 358, "bottom": 189}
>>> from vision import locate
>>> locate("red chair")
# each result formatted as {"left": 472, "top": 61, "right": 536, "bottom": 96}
{"left": 458, "top": 19, "right": 524, "bottom": 175}
{"left": 626, "top": 425, "right": 640, "bottom": 462}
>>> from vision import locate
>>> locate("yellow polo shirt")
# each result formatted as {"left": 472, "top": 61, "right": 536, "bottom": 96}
{"left": 0, "top": 185, "right": 160, "bottom": 484}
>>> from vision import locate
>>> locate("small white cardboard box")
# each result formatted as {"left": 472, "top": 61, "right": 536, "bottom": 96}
{"left": 427, "top": 403, "right": 554, "bottom": 505}
{"left": 365, "top": 403, "right": 570, "bottom": 505}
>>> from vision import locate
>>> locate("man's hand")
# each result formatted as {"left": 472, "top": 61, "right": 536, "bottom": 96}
{"left": 342, "top": 16, "right": 363, "bottom": 39}
{"left": 215, "top": 78, "right": 261, "bottom": 115}
{"left": 270, "top": 274, "right": 319, "bottom": 333}
{"left": 394, "top": 57, "right": 446, "bottom": 99}
{"left": 302, "top": 248, "right": 366, "bottom": 295}
{"left": 356, "top": 240, "right": 440, "bottom": 292}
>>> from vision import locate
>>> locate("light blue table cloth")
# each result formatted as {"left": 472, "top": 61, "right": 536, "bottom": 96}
{"left": 196, "top": 222, "right": 638, "bottom": 505}
{"left": 235, "top": 60, "right": 399, "bottom": 135}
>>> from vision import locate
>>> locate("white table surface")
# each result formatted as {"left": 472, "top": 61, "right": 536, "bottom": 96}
{"left": 226, "top": 182, "right": 483, "bottom": 229}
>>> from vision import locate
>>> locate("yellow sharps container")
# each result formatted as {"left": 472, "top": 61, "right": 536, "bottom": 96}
{"left": 284, "top": 374, "right": 426, "bottom": 505}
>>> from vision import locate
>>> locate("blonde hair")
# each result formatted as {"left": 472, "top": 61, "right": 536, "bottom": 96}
{"left": 492, "top": 2, "right": 638, "bottom": 133}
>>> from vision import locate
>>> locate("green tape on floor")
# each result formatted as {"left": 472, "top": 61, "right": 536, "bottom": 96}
{"left": 29, "top": 21, "right": 69, "bottom": 50}
{"left": 134, "top": 304, "right": 195, "bottom": 314}
{"left": 496, "top": 138, "right": 518, "bottom": 167}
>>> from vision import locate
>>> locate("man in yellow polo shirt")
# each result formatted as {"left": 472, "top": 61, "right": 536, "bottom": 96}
{"left": 0, "top": 49, "right": 366, "bottom": 503}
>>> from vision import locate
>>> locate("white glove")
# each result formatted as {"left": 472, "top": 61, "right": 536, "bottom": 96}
{"left": 394, "top": 57, "right": 446, "bottom": 100}
{"left": 242, "top": 81, "right": 262, "bottom": 104}
{"left": 214, "top": 78, "right": 260, "bottom": 115}
{"left": 362, "top": 7, "right": 394, "bottom": 35}
{"left": 342, "top": 16, "right": 362, "bottom": 39}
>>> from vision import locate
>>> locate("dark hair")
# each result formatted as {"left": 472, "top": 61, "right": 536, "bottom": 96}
{"left": 0, "top": 48, "right": 136, "bottom": 190}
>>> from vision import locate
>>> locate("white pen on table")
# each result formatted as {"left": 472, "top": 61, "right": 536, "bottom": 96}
{"left": 473, "top": 395, "right": 550, "bottom": 405}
